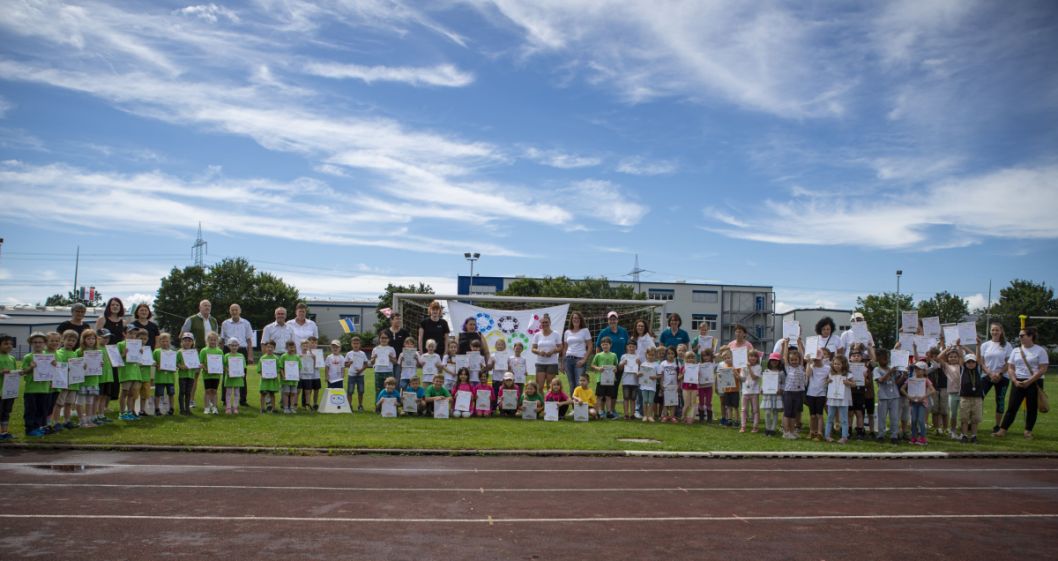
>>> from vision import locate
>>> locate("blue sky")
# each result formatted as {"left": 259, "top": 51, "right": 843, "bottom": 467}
{"left": 1, "top": 0, "right": 1056, "bottom": 313}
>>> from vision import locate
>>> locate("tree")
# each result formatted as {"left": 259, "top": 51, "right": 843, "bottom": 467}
{"left": 153, "top": 259, "right": 299, "bottom": 336}
{"left": 982, "top": 279, "right": 1058, "bottom": 344}
{"left": 916, "top": 291, "right": 970, "bottom": 324}
{"left": 499, "top": 276, "right": 642, "bottom": 300}
{"left": 376, "top": 282, "right": 434, "bottom": 333}
{"left": 855, "top": 292, "right": 914, "bottom": 350}
{"left": 43, "top": 289, "right": 103, "bottom": 307}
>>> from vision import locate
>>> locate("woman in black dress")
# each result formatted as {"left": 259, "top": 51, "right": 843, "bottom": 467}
{"left": 95, "top": 297, "right": 126, "bottom": 402}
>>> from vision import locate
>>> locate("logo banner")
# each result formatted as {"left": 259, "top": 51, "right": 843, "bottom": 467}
{"left": 447, "top": 301, "right": 569, "bottom": 377}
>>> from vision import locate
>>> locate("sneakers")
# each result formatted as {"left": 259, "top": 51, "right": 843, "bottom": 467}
{"left": 0, "top": 432, "right": 14, "bottom": 441}
{"left": 890, "top": 437, "right": 900, "bottom": 445}
{"left": 27, "top": 428, "right": 47, "bottom": 438}
{"left": 838, "top": 438, "right": 848, "bottom": 444}
{"left": 970, "top": 435, "right": 978, "bottom": 444}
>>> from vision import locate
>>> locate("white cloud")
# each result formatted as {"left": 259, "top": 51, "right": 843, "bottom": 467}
{"left": 561, "top": 180, "right": 647, "bottom": 227}
{"left": 0, "top": 96, "right": 11, "bottom": 118}
{"left": 524, "top": 147, "right": 602, "bottom": 169}
{"left": 616, "top": 156, "right": 677, "bottom": 176}
{"left": 965, "top": 293, "right": 988, "bottom": 311}
{"left": 304, "top": 62, "right": 474, "bottom": 87}
{"left": 175, "top": 4, "right": 240, "bottom": 24}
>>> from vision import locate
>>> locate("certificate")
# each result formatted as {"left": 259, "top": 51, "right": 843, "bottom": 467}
{"left": 501, "top": 389, "right": 518, "bottom": 410}
{"left": 401, "top": 350, "right": 418, "bottom": 369}
{"left": 260, "top": 358, "right": 278, "bottom": 379}
{"left": 914, "top": 336, "right": 936, "bottom": 355}
{"left": 422, "top": 359, "right": 438, "bottom": 376}
{"left": 283, "top": 360, "right": 300, "bottom": 381}
{"left": 454, "top": 354, "right": 469, "bottom": 370}
{"left": 68, "top": 358, "right": 86, "bottom": 385}
{"left": 433, "top": 399, "right": 450, "bottom": 419}
{"left": 827, "top": 375, "right": 847, "bottom": 400}
{"left": 851, "top": 321, "right": 869, "bottom": 343}
{"left": 206, "top": 354, "right": 224, "bottom": 375}
{"left": 347, "top": 354, "right": 366, "bottom": 373}
{"left": 804, "top": 336, "right": 820, "bottom": 358}
{"left": 783, "top": 320, "right": 800, "bottom": 341}
{"left": 663, "top": 386, "right": 678, "bottom": 406}
{"left": 682, "top": 363, "right": 700, "bottom": 385}
{"left": 126, "top": 339, "right": 143, "bottom": 363}
{"left": 716, "top": 367, "right": 737, "bottom": 392}
{"left": 600, "top": 365, "right": 616, "bottom": 386}
{"left": 374, "top": 350, "right": 390, "bottom": 368}
{"left": 761, "top": 370, "right": 780, "bottom": 395}
{"left": 160, "top": 350, "right": 178, "bottom": 371}
{"left": 454, "top": 390, "right": 472, "bottom": 412}
{"left": 890, "top": 350, "right": 911, "bottom": 370}
{"left": 327, "top": 359, "right": 344, "bottom": 383}
{"left": 83, "top": 350, "right": 103, "bottom": 376}
{"left": 544, "top": 401, "right": 559, "bottom": 421}
{"left": 907, "top": 377, "right": 926, "bottom": 398}
{"left": 312, "top": 349, "right": 325, "bottom": 368}
{"left": 901, "top": 311, "right": 919, "bottom": 333}
{"left": 105, "top": 345, "right": 124, "bottom": 367}
{"left": 492, "top": 351, "right": 510, "bottom": 372}
{"left": 511, "top": 358, "right": 527, "bottom": 382}
{"left": 475, "top": 389, "right": 492, "bottom": 412}
{"left": 958, "top": 322, "right": 977, "bottom": 346}
{"left": 699, "top": 363, "right": 715, "bottom": 385}
{"left": 697, "top": 335, "right": 714, "bottom": 354}
{"left": 943, "top": 325, "right": 960, "bottom": 346}
{"left": 51, "top": 363, "right": 69, "bottom": 389}
{"left": 468, "top": 351, "right": 484, "bottom": 371}
{"left": 731, "top": 346, "right": 748, "bottom": 368}
{"left": 573, "top": 403, "right": 589, "bottom": 422}
{"left": 2, "top": 373, "right": 19, "bottom": 399}
{"left": 922, "top": 316, "right": 941, "bottom": 338}
{"left": 228, "top": 356, "right": 245, "bottom": 378}
{"left": 898, "top": 333, "right": 915, "bottom": 352}
{"left": 522, "top": 400, "right": 538, "bottom": 420}
{"left": 138, "top": 345, "right": 154, "bottom": 366}
{"left": 32, "top": 354, "right": 53, "bottom": 382}
{"left": 402, "top": 392, "right": 418, "bottom": 413}
{"left": 850, "top": 363, "right": 866, "bottom": 386}
{"left": 181, "top": 349, "right": 200, "bottom": 369}
{"left": 380, "top": 397, "right": 397, "bottom": 418}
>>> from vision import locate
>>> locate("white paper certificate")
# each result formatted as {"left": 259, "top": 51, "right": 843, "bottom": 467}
{"left": 698, "top": 335, "right": 714, "bottom": 354}
{"left": 902, "top": 311, "right": 919, "bottom": 333}
{"left": 851, "top": 322, "right": 869, "bottom": 343}
{"left": 160, "top": 350, "right": 178, "bottom": 372}
{"left": 573, "top": 403, "right": 589, "bottom": 422}
{"left": 68, "top": 358, "right": 86, "bottom": 385}
{"left": 683, "top": 363, "right": 700, "bottom": 385}
{"left": 2, "top": 373, "right": 19, "bottom": 399}
{"left": 138, "top": 345, "right": 154, "bottom": 366}
{"left": 522, "top": 400, "right": 538, "bottom": 420}
{"left": 402, "top": 392, "right": 418, "bottom": 413}
{"left": 312, "top": 349, "right": 325, "bottom": 368}
{"left": 783, "top": 320, "right": 801, "bottom": 341}
{"left": 380, "top": 397, "right": 397, "bottom": 418}
{"left": 761, "top": 370, "right": 780, "bottom": 395}
{"left": 327, "top": 358, "right": 344, "bottom": 383}
{"left": 510, "top": 358, "right": 526, "bottom": 382}
{"left": 283, "top": 361, "right": 300, "bottom": 381}
{"left": 206, "top": 353, "right": 224, "bottom": 375}
{"left": 84, "top": 350, "right": 103, "bottom": 376}
{"left": 914, "top": 336, "right": 936, "bottom": 355}
{"left": 899, "top": 334, "right": 915, "bottom": 353}
{"left": 401, "top": 350, "right": 418, "bottom": 369}
{"left": 228, "top": 356, "right": 245, "bottom": 378}
{"left": 544, "top": 401, "right": 559, "bottom": 421}
{"left": 51, "top": 363, "right": 69, "bottom": 389}
{"left": 181, "top": 349, "right": 200, "bottom": 369}
{"left": 260, "top": 359, "right": 278, "bottom": 379}
{"left": 943, "top": 325, "right": 960, "bottom": 346}
{"left": 958, "top": 322, "right": 977, "bottom": 346}
{"left": 433, "top": 399, "right": 450, "bottom": 419}
{"left": 731, "top": 346, "right": 748, "bottom": 368}
{"left": 907, "top": 377, "right": 926, "bottom": 398}
{"left": 850, "top": 363, "right": 867, "bottom": 386}
{"left": 32, "top": 354, "right": 53, "bottom": 382}
{"left": 126, "top": 339, "right": 143, "bottom": 363}
{"left": 890, "top": 350, "right": 911, "bottom": 370}
{"left": 422, "top": 358, "right": 438, "bottom": 376}
{"left": 600, "top": 365, "right": 616, "bottom": 386}
{"left": 475, "top": 389, "right": 492, "bottom": 412}
{"left": 105, "top": 345, "right": 124, "bottom": 367}
{"left": 492, "top": 351, "right": 510, "bottom": 372}
{"left": 454, "top": 355, "right": 469, "bottom": 371}
{"left": 374, "top": 350, "right": 391, "bottom": 368}
{"left": 699, "top": 363, "right": 715, "bottom": 385}
{"left": 716, "top": 367, "right": 736, "bottom": 392}
{"left": 805, "top": 336, "right": 820, "bottom": 358}
{"left": 828, "top": 376, "right": 847, "bottom": 400}
{"left": 501, "top": 389, "right": 518, "bottom": 410}
{"left": 922, "top": 317, "right": 941, "bottom": 338}
{"left": 454, "top": 390, "right": 472, "bottom": 412}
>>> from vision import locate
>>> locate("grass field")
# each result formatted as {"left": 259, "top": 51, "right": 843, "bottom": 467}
{"left": 5, "top": 367, "right": 1056, "bottom": 453}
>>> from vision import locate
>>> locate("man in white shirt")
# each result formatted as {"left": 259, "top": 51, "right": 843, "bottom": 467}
{"left": 839, "top": 312, "right": 874, "bottom": 356}
{"left": 289, "top": 302, "right": 319, "bottom": 354}
{"left": 220, "top": 303, "right": 255, "bottom": 407}
{"left": 262, "top": 307, "right": 296, "bottom": 355}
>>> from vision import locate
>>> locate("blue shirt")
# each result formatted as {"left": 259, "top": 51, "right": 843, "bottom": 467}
{"left": 403, "top": 387, "right": 426, "bottom": 399}
{"left": 595, "top": 326, "right": 630, "bottom": 359}
{"left": 659, "top": 328, "right": 690, "bottom": 350}
{"left": 376, "top": 389, "right": 400, "bottom": 401}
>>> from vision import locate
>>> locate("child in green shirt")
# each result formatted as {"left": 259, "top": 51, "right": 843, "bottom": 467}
{"left": 54, "top": 330, "right": 81, "bottom": 429}
{"left": 258, "top": 340, "right": 280, "bottom": 414}
{"left": 0, "top": 334, "right": 17, "bottom": 440}
{"left": 176, "top": 332, "right": 197, "bottom": 416}
{"left": 223, "top": 338, "right": 246, "bottom": 415}
{"left": 590, "top": 336, "right": 619, "bottom": 419}
{"left": 279, "top": 340, "right": 301, "bottom": 414}
{"left": 199, "top": 332, "right": 224, "bottom": 415}
{"left": 21, "top": 332, "right": 53, "bottom": 436}
{"left": 117, "top": 327, "right": 145, "bottom": 421}
{"left": 153, "top": 332, "right": 177, "bottom": 416}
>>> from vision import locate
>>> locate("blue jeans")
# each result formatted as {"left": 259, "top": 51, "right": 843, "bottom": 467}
{"left": 825, "top": 406, "right": 848, "bottom": 440}
{"left": 877, "top": 398, "right": 900, "bottom": 438}
{"left": 563, "top": 355, "right": 585, "bottom": 391}
{"left": 910, "top": 402, "right": 928, "bottom": 439}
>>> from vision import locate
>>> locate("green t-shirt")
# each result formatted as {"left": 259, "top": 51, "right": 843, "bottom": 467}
{"left": 424, "top": 385, "right": 451, "bottom": 398}
{"left": 279, "top": 352, "right": 301, "bottom": 386}
{"left": 223, "top": 352, "right": 245, "bottom": 388}
{"left": 153, "top": 348, "right": 176, "bottom": 385}
{"left": 519, "top": 393, "right": 544, "bottom": 406}
{"left": 175, "top": 348, "right": 196, "bottom": 379}
{"left": 22, "top": 354, "right": 51, "bottom": 394}
{"left": 0, "top": 353, "right": 17, "bottom": 398}
{"left": 56, "top": 348, "right": 81, "bottom": 390}
{"left": 199, "top": 347, "right": 224, "bottom": 380}
{"left": 76, "top": 347, "right": 106, "bottom": 386}
{"left": 117, "top": 341, "right": 142, "bottom": 383}
{"left": 592, "top": 352, "right": 618, "bottom": 367}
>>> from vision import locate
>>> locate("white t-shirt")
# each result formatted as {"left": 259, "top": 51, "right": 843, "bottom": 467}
{"left": 635, "top": 335, "right": 656, "bottom": 362}
{"left": 532, "top": 330, "right": 562, "bottom": 365}
{"left": 344, "top": 350, "right": 367, "bottom": 374}
{"left": 1009, "top": 345, "right": 1048, "bottom": 380}
{"left": 826, "top": 373, "right": 853, "bottom": 406}
{"left": 807, "top": 363, "right": 830, "bottom": 397}
{"left": 261, "top": 322, "right": 295, "bottom": 354}
{"left": 563, "top": 328, "right": 592, "bottom": 358}
{"left": 659, "top": 360, "right": 679, "bottom": 387}
{"left": 741, "top": 364, "right": 761, "bottom": 395}
{"left": 819, "top": 334, "right": 841, "bottom": 354}
{"left": 980, "top": 340, "right": 1013, "bottom": 378}
{"left": 220, "top": 318, "right": 254, "bottom": 348}
{"left": 289, "top": 318, "right": 319, "bottom": 353}
{"left": 619, "top": 354, "right": 640, "bottom": 386}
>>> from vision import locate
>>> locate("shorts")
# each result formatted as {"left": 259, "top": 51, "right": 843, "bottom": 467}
{"left": 930, "top": 394, "right": 949, "bottom": 415}
{"left": 99, "top": 381, "right": 116, "bottom": 400}
{"left": 120, "top": 381, "right": 137, "bottom": 391}
{"left": 299, "top": 379, "right": 321, "bottom": 390}
{"left": 722, "top": 392, "right": 740, "bottom": 408}
{"left": 78, "top": 386, "right": 100, "bottom": 396}
{"left": 622, "top": 386, "right": 639, "bottom": 400}
{"left": 681, "top": 383, "right": 699, "bottom": 391}
{"left": 203, "top": 379, "right": 220, "bottom": 390}
{"left": 139, "top": 382, "right": 152, "bottom": 399}
{"left": 782, "top": 390, "right": 805, "bottom": 419}
{"left": 56, "top": 389, "right": 77, "bottom": 407}
{"left": 327, "top": 380, "right": 343, "bottom": 389}
{"left": 864, "top": 395, "right": 875, "bottom": 415}
{"left": 347, "top": 375, "right": 365, "bottom": 394}
{"left": 640, "top": 389, "right": 656, "bottom": 403}
{"left": 806, "top": 395, "right": 827, "bottom": 415}
{"left": 535, "top": 363, "right": 559, "bottom": 376}
{"left": 850, "top": 389, "right": 866, "bottom": 411}
{"left": 154, "top": 383, "right": 175, "bottom": 397}
{"left": 595, "top": 383, "right": 618, "bottom": 399}
{"left": 960, "top": 396, "right": 983, "bottom": 425}
{"left": 281, "top": 386, "right": 298, "bottom": 396}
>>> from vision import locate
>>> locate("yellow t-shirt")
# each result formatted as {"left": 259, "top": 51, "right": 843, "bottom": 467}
{"left": 572, "top": 386, "right": 596, "bottom": 407}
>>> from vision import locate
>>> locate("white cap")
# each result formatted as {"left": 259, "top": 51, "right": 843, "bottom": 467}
{"left": 964, "top": 354, "right": 977, "bottom": 363}
{"left": 850, "top": 312, "right": 865, "bottom": 321}
{"left": 227, "top": 337, "right": 241, "bottom": 346}
{"left": 914, "top": 361, "right": 928, "bottom": 370}
{"left": 607, "top": 311, "right": 618, "bottom": 319}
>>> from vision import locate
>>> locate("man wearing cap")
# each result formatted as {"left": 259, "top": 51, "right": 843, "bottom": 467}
{"left": 180, "top": 300, "right": 219, "bottom": 350}
{"left": 220, "top": 303, "right": 255, "bottom": 407}
{"left": 595, "top": 311, "right": 629, "bottom": 359}
{"left": 839, "top": 312, "right": 874, "bottom": 357}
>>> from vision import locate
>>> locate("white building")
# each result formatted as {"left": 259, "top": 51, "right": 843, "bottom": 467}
{"left": 303, "top": 299, "right": 378, "bottom": 341}
{"left": 0, "top": 305, "right": 105, "bottom": 357}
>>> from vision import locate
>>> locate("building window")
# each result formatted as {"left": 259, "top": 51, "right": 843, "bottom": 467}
{"left": 692, "top": 290, "right": 718, "bottom": 303}
{"left": 691, "top": 314, "right": 717, "bottom": 331}
{"left": 755, "top": 295, "right": 765, "bottom": 311}
{"left": 648, "top": 288, "right": 675, "bottom": 301}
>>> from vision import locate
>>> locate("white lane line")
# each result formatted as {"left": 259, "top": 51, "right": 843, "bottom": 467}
{"left": 2, "top": 513, "right": 1056, "bottom": 524}
{"left": 2, "top": 483, "right": 1057, "bottom": 493}
{"left": 3, "top": 463, "right": 1056, "bottom": 474}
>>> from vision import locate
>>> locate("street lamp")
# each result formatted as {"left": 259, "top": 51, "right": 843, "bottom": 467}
{"left": 895, "top": 270, "right": 903, "bottom": 343}
{"left": 464, "top": 252, "right": 480, "bottom": 295}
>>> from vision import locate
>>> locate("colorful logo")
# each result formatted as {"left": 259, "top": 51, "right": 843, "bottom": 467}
{"left": 475, "top": 312, "right": 495, "bottom": 333}
{"left": 496, "top": 315, "right": 520, "bottom": 335}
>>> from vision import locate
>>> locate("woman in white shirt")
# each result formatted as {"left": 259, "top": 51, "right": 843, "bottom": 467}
{"left": 562, "top": 311, "right": 592, "bottom": 392}
{"left": 979, "top": 322, "right": 1013, "bottom": 434}
{"left": 995, "top": 326, "right": 1049, "bottom": 439}
{"left": 531, "top": 314, "right": 562, "bottom": 392}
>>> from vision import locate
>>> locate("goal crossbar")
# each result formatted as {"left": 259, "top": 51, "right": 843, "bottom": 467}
{"left": 392, "top": 293, "right": 665, "bottom": 309}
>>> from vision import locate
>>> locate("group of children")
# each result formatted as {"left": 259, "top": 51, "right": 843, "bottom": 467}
{"left": 0, "top": 325, "right": 996, "bottom": 446}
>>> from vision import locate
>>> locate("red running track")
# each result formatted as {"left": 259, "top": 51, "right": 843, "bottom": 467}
{"left": 1, "top": 449, "right": 1056, "bottom": 560}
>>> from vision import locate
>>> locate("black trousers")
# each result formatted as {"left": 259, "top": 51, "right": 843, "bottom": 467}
{"left": 1000, "top": 380, "right": 1042, "bottom": 432}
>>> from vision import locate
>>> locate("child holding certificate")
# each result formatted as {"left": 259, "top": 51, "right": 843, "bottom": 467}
{"left": 509, "top": 342, "right": 528, "bottom": 390}
{"left": 279, "top": 340, "right": 301, "bottom": 414}
{"left": 375, "top": 377, "right": 400, "bottom": 414}
{"left": 401, "top": 376, "right": 425, "bottom": 416}
{"left": 441, "top": 339, "right": 460, "bottom": 392}
{"left": 198, "top": 332, "right": 224, "bottom": 415}
{"left": 696, "top": 348, "right": 716, "bottom": 423}
{"left": 152, "top": 333, "right": 177, "bottom": 416}
{"left": 680, "top": 351, "right": 701, "bottom": 424}
{"left": 638, "top": 347, "right": 659, "bottom": 423}
{"left": 517, "top": 382, "right": 544, "bottom": 418}
{"left": 344, "top": 336, "right": 369, "bottom": 411}
{"left": 902, "top": 361, "right": 936, "bottom": 445}
{"left": 717, "top": 348, "right": 740, "bottom": 427}
{"left": 326, "top": 340, "right": 346, "bottom": 390}
{"left": 618, "top": 342, "right": 640, "bottom": 420}
{"left": 398, "top": 337, "right": 420, "bottom": 390}
{"left": 223, "top": 338, "right": 245, "bottom": 415}
{"left": 497, "top": 372, "right": 521, "bottom": 416}
{"left": 825, "top": 354, "right": 854, "bottom": 443}
{"left": 423, "top": 375, "right": 452, "bottom": 416}
{"left": 117, "top": 328, "right": 145, "bottom": 421}
{"left": 81, "top": 329, "right": 111, "bottom": 426}
{"left": 545, "top": 378, "right": 571, "bottom": 419}
{"left": 590, "top": 336, "right": 618, "bottom": 419}
{"left": 572, "top": 373, "right": 598, "bottom": 419}
{"left": 761, "top": 352, "right": 785, "bottom": 437}
{"left": 54, "top": 330, "right": 81, "bottom": 429}
{"left": 176, "top": 333, "right": 197, "bottom": 416}
{"left": 740, "top": 350, "right": 761, "bottom": 433}
{"left": 658, "top": 347, "right": 679, "bottom": 423}
{"left": 257, "top": 340, "right": 280, "bottom": 414}
{"left": 370, "top": 332, "right": 396, "bottom": 399}
{"left": 873, "top": 350, "right": 902, "bottom": 444}
{"left": 473, "top": 373, "right": 495, "bottom": 417}
{"left": 21, "top": 332, "right": 53, "bottom": 437}
{"left": 452, "top": 368, "right": 474, "bottom": 418}
{"left": 0, "top": 334, "right": 17, "bottom": 440}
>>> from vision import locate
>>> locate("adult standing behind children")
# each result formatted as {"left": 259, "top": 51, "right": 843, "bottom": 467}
{"left": 381, "top": 313, "right": 410, "bottom": 357}
{"left": 57, "top": 303, "right": 90, "bottom": 345}
{"left": 180, "top": 300, "right": 219, "bottom": 350}
{"left": 994, "top": 326, "right": 1048, "bottom": 440}
{"left": 659, "top": 313, "right": 690, "bottom": 351}
{"left": 129, "top": 303, "right": 161, "bottom": 349}
{"left": 839, "top": 312, "right": 874, "bottom": 357}
{"left": 456, "top": 317, "right": 490, "bottom": 359}
{"left": 94, "top": 297, "right": 126, "bottom": 401}
{"left": 262, "top": 307, "right": 296, "bottom": 354}
{"left": 596, "top": 311, "right": 629, "bottom": 359}
{"left": 221, "top": 303, "right": 255, "bottom": 407}
{"left": 289, "top": 302, "right": 318, "bottom": 354}
{"left": 418, "top": 301, "right": 450, "bottom": 353}
{"left": 562, "top": 311, "right": 593, "bottom": 392}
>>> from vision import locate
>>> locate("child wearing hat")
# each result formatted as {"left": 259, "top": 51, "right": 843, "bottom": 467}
{"left": 902, "top": 361, "right": 937, "bottom": 445}
{"left": 176, "top": 332, "right": 197, "bottom": 415}
{"left": 959, "top": 351, "right": 986, "bottom": 443}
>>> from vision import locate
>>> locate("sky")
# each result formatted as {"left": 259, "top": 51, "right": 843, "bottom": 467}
{"left": 0, "top": 0, "right": 1056, "bottom": 314}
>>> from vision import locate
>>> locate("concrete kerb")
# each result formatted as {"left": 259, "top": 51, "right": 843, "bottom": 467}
{"left": 3, "top": 443, "right": 1058, "bottom": 460}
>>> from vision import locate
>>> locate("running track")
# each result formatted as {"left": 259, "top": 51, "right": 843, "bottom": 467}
{"left": 1, "top": 450, "right": 1057, "bottom": 560}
